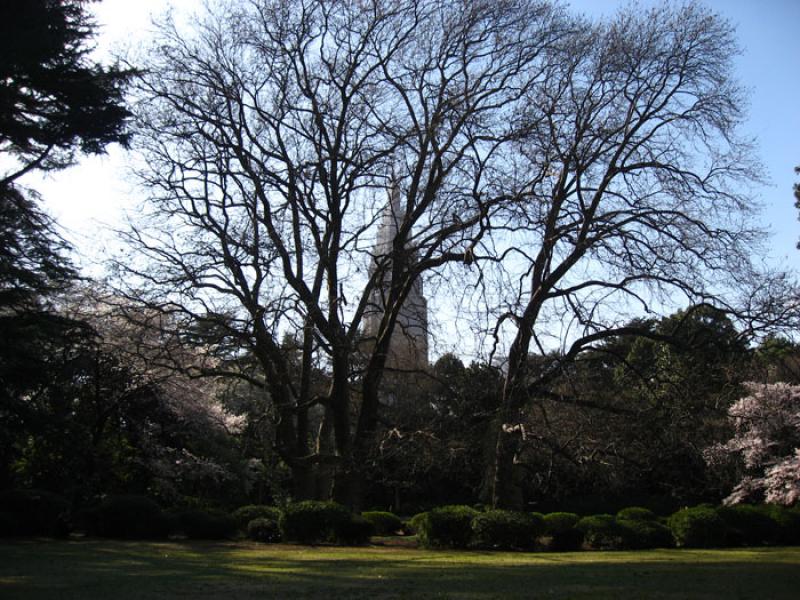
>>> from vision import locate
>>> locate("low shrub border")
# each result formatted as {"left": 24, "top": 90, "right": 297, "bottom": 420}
{"left": 667, "top": 506, "right": 727, "bottom": 548}
{"left": 279, "top": 501, "right": 350, "bottom": 544}
{"left": 576, "top": 514, "right": 621, "bottom": 549}
{"left": 231, "top": 505, "right": 282, "bottom": 530}
{"left": 247, "top": 517, "right": 281, "bottom": 543}
{"left": 362, "top": 511, "right": 403, "bottom": 536}
{"left": 471, "top": 510, "right": 543, "bottom": 550}
{"left": 542, "top": 512, "right": 583, "bottom": 551}
{"left": 415, "top": 505, "right": 479, "bottom": 549}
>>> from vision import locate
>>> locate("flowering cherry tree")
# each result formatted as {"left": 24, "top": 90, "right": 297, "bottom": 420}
{"left": 706, "top": 383, "right": 800, "bottom": 505}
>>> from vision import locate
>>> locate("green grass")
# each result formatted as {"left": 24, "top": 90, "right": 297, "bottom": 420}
{"left": 1, "top": 540, "right": 799, "bottom": 599}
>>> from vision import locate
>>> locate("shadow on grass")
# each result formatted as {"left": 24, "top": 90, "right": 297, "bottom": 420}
{"left": 1, "top": 540, "right": 799, "bottom": 599}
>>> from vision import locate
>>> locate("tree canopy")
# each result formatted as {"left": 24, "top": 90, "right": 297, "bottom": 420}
{"left": 110, "top": 0, "right": 798, "bottom": 510}
{"left": 0, "top": 0, "right": 133, "bottom": 184}
{"left": 0, "top": 0, "right": 134, "bottom": 497}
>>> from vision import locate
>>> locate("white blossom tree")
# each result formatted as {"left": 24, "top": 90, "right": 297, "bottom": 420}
{"left": 706, "top": 382, "right": 800, "bottom": 506}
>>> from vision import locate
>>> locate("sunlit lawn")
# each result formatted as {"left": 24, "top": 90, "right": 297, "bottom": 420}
{"left": 1, "top": 539, "right": 799, "bottom": 599}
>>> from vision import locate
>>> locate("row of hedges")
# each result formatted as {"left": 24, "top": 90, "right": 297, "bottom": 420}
{"left": 0, "top": 492, "right": 374, "bottom": 545}
{"left": 410, "top": 504, "right": 800, "bottom": 551}
{"left": 4, "top": 489, "right": 799, "bottom": 551}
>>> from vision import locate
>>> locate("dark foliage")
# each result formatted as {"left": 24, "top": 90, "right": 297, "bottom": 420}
{"left": 0, "top": 512, "right": 15, "bottom": 537}
{"left": 365, "top": 357, "right": 502, "bottom": 512}
{"left": 334, "top": 515, "right": 374, "bottom": 546}
{"left": 82, "top": 494, "right": 169, "bottom": 539}
{"left": 616, "top": 507, "right": 658, "bottom": 522}
{"left": 415, "top": 505, "right": 479, "bottom": 549}
{"left": 361, "top": 511, "right": 403, "bottom": 536}
{"left": 576, "top": 514, "right": 622, "bottom": 549}
{"left": 0, "top": 0, "right": 133, "bottom": 498}
{"left": 542, "top": 512, "right": 584, "bottom": 551}
{"left": 405, "top": 512, "right": 428, "bottom": 536}
{"left": 173, "top": 509, "right": 236, "bottom": 540}
{"left": 279, "top": 501, "right": 350, "bottom": 544}
{"left": 0, "top": 0, "right": 133, "bottom": 179}
{"left": 231, "top": 505, "right": 282, "bottom": 530}
{"left": 247, "top": 517, "right": 281, "bottom": 543}
{"left": 618, "top": 519, "right": 674, "bottom": 549}
{"left": 717, "top": 504, "right": 779, "bottom": 546}
{"left": 0, "top": 488, "right": 69, "bottom": 536}
{"left": 667, "top": 506, "right": 727, "bottom": 548}
{"left": 0, "top": 186, "right": 75, "bottom": 310}
{"left": 760, "top": 504, "right": 800, "bottom": 545}
{"left": 471, "top": 510, "right": 543, "bottom": 550}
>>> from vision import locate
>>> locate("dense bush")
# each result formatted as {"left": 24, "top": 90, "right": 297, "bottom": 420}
{"left": 415, "top": 505, "right": 478, "bottom": 549}
{"left": 760, "top": 504, "right": 800, "bottom": 545}
{"left": 406, "top": 512, "right": 428, "bottom": 536}
{"left": 334, "top": 515, "right": 374, "bottom": 545}
{"left": 82, "top": 495, "right": 170, "bottom": 539}
{"left": 0, "top": 512, "right": 15, "bottom": 537}
{"left": 247, "top": 517, "right": 282, "bottom": 543}
{"left": 471, "top": 510, "right": 543, "bottom": 550}
{"left": 232, "top": 505, "right": 282, "bottom": 530}
{"left": 717, "top": 504, "right": 778, "bottom": 546}
{"left": 0, "top": 489, "right": 70, "bottom": 537}
{"left": 616, "top": 507, "right": 658, "bottom": 522}
{"left": 667, "top": 506, "right": 727, "bottom": 548}
{"left": 542, "top": 512, "right": 583, "bottom": 551}
{"left": 279, "top": 501, "right": 350, "bottom": 544}
{"left": 576, "top": 514, "right": 622, "bottom": 549}
{"left": 362, "top": 511, "right": 403, "bottom": 536}
{"left": 173, "top": 509, "right": 236, "bottom": 540}
{"left": 618, "top": 519, "right": 673, "bottom": 549}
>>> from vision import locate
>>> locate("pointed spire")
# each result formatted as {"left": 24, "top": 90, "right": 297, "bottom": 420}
{"left": 378, "top": 167, "right": 403, "bottom": 256}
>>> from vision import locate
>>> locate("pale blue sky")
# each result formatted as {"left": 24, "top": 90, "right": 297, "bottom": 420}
{"left": 570, "top": 0, "right": 800, "bottom": 269}
{"left": 29, "top": 0, "right": 800, "bottom": 274}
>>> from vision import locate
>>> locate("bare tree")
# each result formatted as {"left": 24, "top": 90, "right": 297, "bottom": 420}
{"left": 478, "top": 4, "right": 798, "bottom": 508}
{"left": 118, "top": 0, "right": 795, "bottom": 509}
{"left": 117, "top": 0, "right": 568, "bottom": 506}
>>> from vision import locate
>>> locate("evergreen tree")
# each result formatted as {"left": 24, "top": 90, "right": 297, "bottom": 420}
{"left": 0, "top": 0, "right": 133, "bottom": 491}
{"left": 0, "top": 0, "right": 133, "bottom": 183}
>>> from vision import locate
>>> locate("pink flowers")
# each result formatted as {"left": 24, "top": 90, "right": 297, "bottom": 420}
{"left": 706, "top": 383, "right": 800, "bottom": 506}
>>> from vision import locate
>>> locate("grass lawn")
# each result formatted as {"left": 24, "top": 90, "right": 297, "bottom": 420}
{"left": 1, "top": 539, "right": 799, "bottom": 599}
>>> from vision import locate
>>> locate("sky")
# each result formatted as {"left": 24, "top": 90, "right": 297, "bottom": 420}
{"left": 27, "top": 0, "right": 800, "bottom": 276}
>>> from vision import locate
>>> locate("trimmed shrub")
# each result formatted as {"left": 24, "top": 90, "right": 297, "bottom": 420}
{"left": 82, "top": 495, "right": 169, "bottom": 539}
{"left": 335, "top": 515, "right": 374, "bottom": 545}
{"left": 667, "top": 506, "right": 727, "bottom": 548}
{"left": 616, "top": 507, "right": 658, "bottom": 522}
{"left": 471, "top": 510, "right": 543, "bottom": 550}
{"left": 760, "top": 504, "right": 800, "bottom": 545}
{"left": 232, "top": 505, "right": 282, "bottom": 530}
{"left": 542, "top": 512, "right": 583, "bottom": 551}
{"left": 576, "top": 514, "right": 622, "bottom": 549}
{"left": 362, "top": 511, "right": 403, "bottom": 536}
{"left": 718, "top": 504, "right": 778, "bottom": 546}
{"left": 406, "top": 512, "right": 428, "bottom": 536}
{"left": 0, "top": 512, "right": 16, "bottom": 537}
{"left": 279, "top": 501, "right": 350, "bottom": 544}
{"left": 0, "top": 489, "right": 70, "bottom": 537}
{"left": 415, "top": 505, "right": 478, "bottom": 549}
{"left": 618, "top": 519, "right": 673, "bottom": 549}
{"left": 173, "top": 509, "right": 236, "bottom": 540}
{"left": 247, "top": 517, "right": 282, "bottom": 543}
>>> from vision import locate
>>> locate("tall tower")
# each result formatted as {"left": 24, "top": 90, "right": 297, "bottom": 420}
{"left": 363, "top": 178, "right": 429, "bottom": 371}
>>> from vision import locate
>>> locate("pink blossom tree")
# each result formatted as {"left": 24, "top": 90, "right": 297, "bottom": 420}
{"left": 706, "top": 383, "right": 800, "bottom": 505}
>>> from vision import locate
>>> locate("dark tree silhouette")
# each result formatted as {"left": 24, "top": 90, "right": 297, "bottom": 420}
{"left": 0, "top": 0, "right": 134, "bottom": 489}
{"left": 117, "top": 0, "right": 796, "bottom": 509}
{"left": 0, "top": 0, "right": 133, "bottom": 184}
